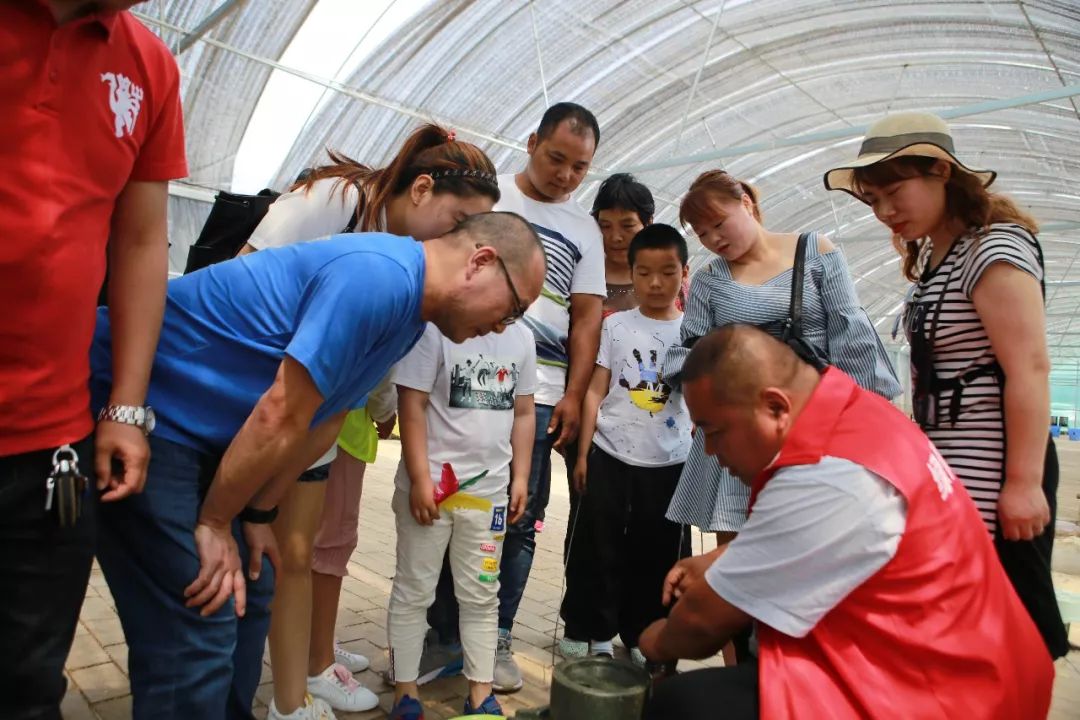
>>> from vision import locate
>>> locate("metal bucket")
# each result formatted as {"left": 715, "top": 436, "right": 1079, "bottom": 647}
{"left": 515, "top": 657, "right": 651, "bottom": 720}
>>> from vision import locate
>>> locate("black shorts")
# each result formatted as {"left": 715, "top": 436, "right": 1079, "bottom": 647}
{"left": 297, "top": 463, "right": 331, "bottom": 483}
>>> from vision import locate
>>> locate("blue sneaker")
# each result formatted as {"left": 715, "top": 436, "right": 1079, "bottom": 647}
{"left": 390, "top": 694, "right": 424, "bottom": 720}
{"left": 463, "top": 692, "right": 503, "bottom": 716}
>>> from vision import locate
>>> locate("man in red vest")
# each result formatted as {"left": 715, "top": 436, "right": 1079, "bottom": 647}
{"left": 639, "top": 325, "right": 1054, "bottom": 719}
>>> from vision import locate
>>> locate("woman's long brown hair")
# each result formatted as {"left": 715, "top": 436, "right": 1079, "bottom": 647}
{"left": 295, "top": 124, "right": 499, "bottom": 231}
{"left": 852, "top": 157, "right": 1038, "bottom": 281}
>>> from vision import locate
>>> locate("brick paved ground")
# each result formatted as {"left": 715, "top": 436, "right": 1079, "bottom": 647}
{"left": 63, "top": 440, "right": 1080, "bottom": 719}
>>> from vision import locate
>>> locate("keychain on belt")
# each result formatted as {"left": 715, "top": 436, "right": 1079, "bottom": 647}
{"left": 46, "top": 443, "right": 88, "bottom": 527}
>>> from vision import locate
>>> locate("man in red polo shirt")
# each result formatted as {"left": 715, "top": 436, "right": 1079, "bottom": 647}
{"left": 0, "top": 2, "right": 187, "bottom": 716}
{"left": 639, "top": 325, "right": 1054, "bottom": 719}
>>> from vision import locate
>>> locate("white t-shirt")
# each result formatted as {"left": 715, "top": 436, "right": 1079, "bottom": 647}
{"left": 494, "top": 174, "right": 606, "bottom": 407}
{"left": 248, "top": 177, "right": 362, "bottom": 250}
{"left": 593, "top": 309, "right": 691, "bottom": 467}
{"left": 705, "top": 456, "right": 907, "bottom": 638}
{"left": 393, "top": 323, "right": 538, "bottom": 500}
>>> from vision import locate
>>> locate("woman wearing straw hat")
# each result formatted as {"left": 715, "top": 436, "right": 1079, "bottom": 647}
{"left": 824, "top": 111, "right": 1068, "bottom": 659}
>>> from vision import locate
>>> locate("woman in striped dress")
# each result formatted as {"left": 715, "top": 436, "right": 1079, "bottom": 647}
{"left": 664, "top": 171, "right": 901, "bottom": 535}
{"left": 826, "top": 111, "right": 1068, "bottom": 658}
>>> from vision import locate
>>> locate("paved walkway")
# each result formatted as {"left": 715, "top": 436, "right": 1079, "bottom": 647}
{"left": 63, "top": 440, "right": 1080, "bottom": 719}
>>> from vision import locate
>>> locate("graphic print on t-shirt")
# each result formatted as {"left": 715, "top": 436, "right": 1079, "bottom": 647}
{"left": 448, "top": 352, "right": 519, "bottom": 410}
{"left": 617, "top": 346, "right": 673, "bottom": 414}
{"left": 101, "top": 72, "right": 144, "bottom": 139}
{"left": 593, "top": 308, "right": 691, "bottom": 467}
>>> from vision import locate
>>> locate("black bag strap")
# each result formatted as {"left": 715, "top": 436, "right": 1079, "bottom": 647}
{"left": 782, "top": 233, "right": 828, "bottom": 371}
{"left": 782, "top": 232, "right": 811, "bottom": 342}
{"left": 342, "top": 181, "right": 367, "bottom": 233}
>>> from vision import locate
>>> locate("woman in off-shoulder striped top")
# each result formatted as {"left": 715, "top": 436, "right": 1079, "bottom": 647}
{"left": 664, "top": 171, "right": 900, "bottom": 534}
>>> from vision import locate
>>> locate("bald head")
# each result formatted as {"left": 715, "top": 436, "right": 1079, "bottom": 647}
{"left": 683, "top": 325, "right": 818, "bottom": 405}
{"left": 681, "top": 326, "right": 821, "bottom": 482}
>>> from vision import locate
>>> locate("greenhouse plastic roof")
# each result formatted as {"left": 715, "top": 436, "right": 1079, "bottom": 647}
{"left": 138, "top": 0, "right": 1080, "bottom": 360}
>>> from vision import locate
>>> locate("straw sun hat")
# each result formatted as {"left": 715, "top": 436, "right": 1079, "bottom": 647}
{"left": 823, "top": 111, "right": 996, "bottom": 199}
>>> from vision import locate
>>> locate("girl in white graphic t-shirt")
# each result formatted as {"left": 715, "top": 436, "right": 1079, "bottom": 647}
{"left": 388, "top": 322, "right": 537, "bottom": 719}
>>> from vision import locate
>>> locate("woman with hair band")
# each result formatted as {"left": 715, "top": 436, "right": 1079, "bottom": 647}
{"left": 825, "top": 111, "right": 1068, "bottom": 660}
{"left": 662, "top": 170, "right": 901, "bottom": 663}
{"left": 240, "top": 124, "right": 502, "bottom": 720}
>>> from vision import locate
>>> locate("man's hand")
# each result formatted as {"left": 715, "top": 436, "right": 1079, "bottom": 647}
{"left": 998, "top": 479, "right": 1050, "bottom": 541}
{"left": 410, "top": 480, "right": 440, "bottom": 526}
{"left": 572, "top": 457, "right": 588, "bottom": 495}
{"left": 549, "top": 394, "right": 581, "bottom": 451}
{"left": 185, "top": 522, "right": 246, "bottom": 617}
{"left": 94, "top": 421, "right": 150, "bottom": 502}
{"left": 509, "top": 477, "right": 528, "bottom": 524}
{"left": 638, "top": 619, "right": 668, "bottom": 662}
{"left": 375, "top": 414, "right": 397, "bottom": 440}
{"left": 662, "top": 552, "right": 721, "bottom": 606}
{"left": 243, "top": 522, "right": 281, "bottom": 582}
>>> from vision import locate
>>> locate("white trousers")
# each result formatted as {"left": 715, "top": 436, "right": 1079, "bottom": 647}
{"left": 387, "top": 489, "right": 506, "bottom": 683}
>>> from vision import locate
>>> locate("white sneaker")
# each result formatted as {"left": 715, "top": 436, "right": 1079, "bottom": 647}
{"left": 268, "top": 694, "right": 336, "bottom": 720}
{"left": 589, "top": 639, "right": 614, "bottom": 658}
{"left": 333, "top": 642, "right": 370, "bottom": 673}
{"left": 307, "top": 663, "right": 379, "bottom": 713}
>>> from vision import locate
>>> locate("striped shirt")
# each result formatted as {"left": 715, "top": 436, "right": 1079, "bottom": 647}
{"left": 904, "top": 223, "right": 1044, "bottom": 532}
{"left": 664, "top": 234, "right": 902, "bottom": 531}
{"left": 494, "top": 175, "right": 606, "bottom": 406}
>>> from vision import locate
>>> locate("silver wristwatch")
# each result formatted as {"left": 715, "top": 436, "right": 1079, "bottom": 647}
{"left": 97, "top": 404, "right": 156, "bottom": 436}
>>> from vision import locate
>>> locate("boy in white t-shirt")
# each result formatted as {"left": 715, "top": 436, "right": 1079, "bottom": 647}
{"left": 560, "top": 225, "right": 693, "bottom": 667}
{"left": 388, "top": 322, "right": 536, "bottom": 719}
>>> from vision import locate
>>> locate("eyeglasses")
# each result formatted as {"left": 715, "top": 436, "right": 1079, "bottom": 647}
{"left": 494, "top": 254, "right": 527, "bottom": 326}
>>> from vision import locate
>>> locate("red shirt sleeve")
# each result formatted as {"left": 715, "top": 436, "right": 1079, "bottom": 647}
{"left": 130, "top": 56, "right": 187, "bottom": 182}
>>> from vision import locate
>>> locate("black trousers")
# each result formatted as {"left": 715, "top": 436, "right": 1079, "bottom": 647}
{"left": 560, "top": 445, "right": 690, "bottom": 648}
{"left": 995, "top": 436, "right": 1069, "bottom": 659}
{"left": 0, "top": 435, "right": 98, "bottom": 720}
{"left": 645, "top": 662, "right": 759, "bottom": 719}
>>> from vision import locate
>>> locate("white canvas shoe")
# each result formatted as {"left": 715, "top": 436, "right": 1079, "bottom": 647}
{"left": 307, "top": 663, "right": 379, "bottom": 713}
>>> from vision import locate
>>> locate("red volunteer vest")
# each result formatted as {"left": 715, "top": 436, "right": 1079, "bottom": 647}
{"left": 749, "top": 368, "right": 1053, "bottom": 719}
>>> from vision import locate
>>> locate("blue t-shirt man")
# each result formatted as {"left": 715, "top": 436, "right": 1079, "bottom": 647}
{"left": 90, "top": 233, "right": 426, "bottom": 454}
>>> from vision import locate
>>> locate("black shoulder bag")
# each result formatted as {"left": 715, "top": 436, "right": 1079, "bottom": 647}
{"left": 680, "top": 233, "right": 829, "bottom": 371}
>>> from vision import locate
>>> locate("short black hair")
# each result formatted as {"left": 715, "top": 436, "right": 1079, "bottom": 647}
{"left": 535, "top": 102, "right": 600, "bottom": 147}
{"left": 591, "top": 173, "right": 655, "bottom": 226}
{"left": 628, "top": 224, "right": 689, "bottom": 268}
{"left": 448, "top": 211, "right": 547, "bottom": 277}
